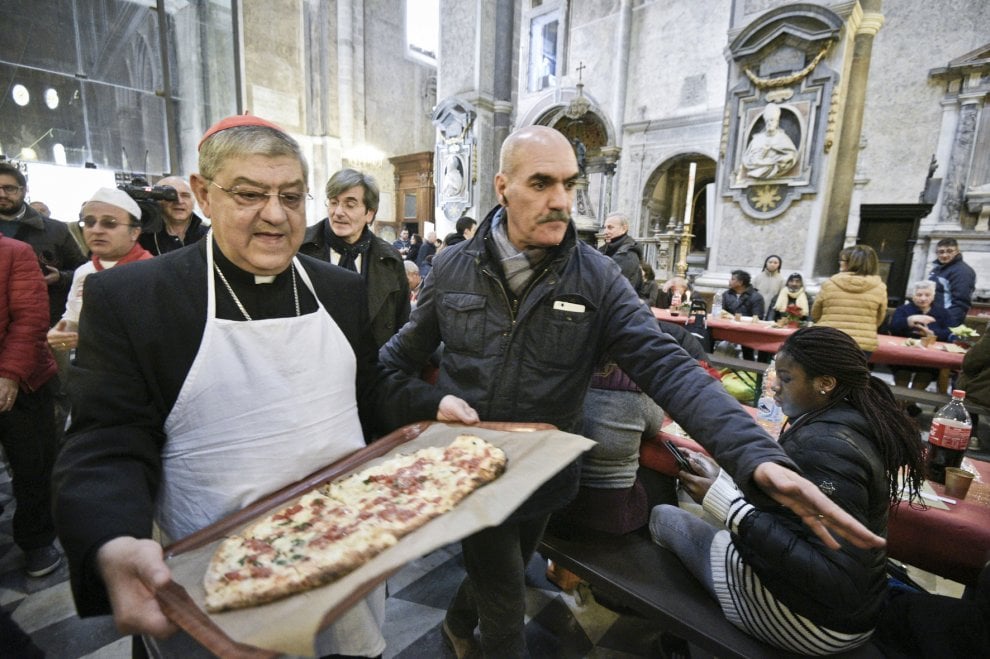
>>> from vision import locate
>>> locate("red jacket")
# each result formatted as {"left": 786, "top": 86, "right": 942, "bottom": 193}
{"left": 0, "top": 234, "right": 57, "bottom": 391}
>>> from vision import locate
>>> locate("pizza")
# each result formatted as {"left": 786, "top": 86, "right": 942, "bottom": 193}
{"left": 203, "top": 434, "right": 506, "bottom": 612}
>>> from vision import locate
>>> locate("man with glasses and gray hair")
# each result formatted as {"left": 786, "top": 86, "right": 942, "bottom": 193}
{"left": 53, "top": 115, "right": 477, "bottom": 657}
{"left": 0, "top": 162, "right": 86, "bottom": 327}
{"left": 928, "top": 237, "right": 976, "bottom": 326}
{"left": 300, "top": 168, "right": 410, "bottom": 347}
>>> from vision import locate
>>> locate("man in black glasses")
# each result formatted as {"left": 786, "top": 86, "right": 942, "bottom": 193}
{"left": 46, "top": 188, "right": 152, "bottom": 353}
{"left": 53, "top": 114, "right": 476, "bottom": 658}
{"left": 0, "top": 162, "right": 85, "bottom": 327}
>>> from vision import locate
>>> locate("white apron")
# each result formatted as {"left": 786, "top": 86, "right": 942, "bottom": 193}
{"left": 152, "top": 242, "right": 384, "bottom": 657}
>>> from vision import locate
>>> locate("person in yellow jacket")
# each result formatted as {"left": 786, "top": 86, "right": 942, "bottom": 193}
{"left": 812, "top": 244, "right": 887, "bottom": 355}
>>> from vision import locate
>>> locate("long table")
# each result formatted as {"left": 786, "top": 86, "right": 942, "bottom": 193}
{"left": 652, "top": 308, "right": 966, "bottom": 371}
{"left": 641, "top": 418, "right": 990, "bottom": 587}
{"left": 886, "top": 457, "right": 990, "bottom": 586}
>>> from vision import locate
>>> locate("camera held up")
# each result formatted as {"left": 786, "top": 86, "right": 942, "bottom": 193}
{"left": 118, "top": 177, "right": 177, "bottom": 234}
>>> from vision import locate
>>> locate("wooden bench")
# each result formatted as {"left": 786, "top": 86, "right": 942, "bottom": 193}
{"left": 705, "top": 352, "right": 769, "bottom": 375}
{"left": 706, "top": 352, "right": 768, "bottom": 406}
{"left": 539, "top": 529, "right": 883, "bottom": 658}
{"left": 888, "top": 385, "right": 990, "bottom": 420}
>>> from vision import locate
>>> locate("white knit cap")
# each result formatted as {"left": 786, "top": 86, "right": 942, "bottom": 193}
{"left": 84, "top": 187, "right": 142, "bottom": 221}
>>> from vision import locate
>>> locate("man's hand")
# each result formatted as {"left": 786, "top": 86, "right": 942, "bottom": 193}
{"left": 47, "top": 320, "right": 79, "bottom": 351}
{"left": 97, "top": 537, "right": 177, "bottom": 638}
{"left": 437, "top": 395, "right": 479, "bottom": 425}
{"left": 0, "top": 377, "right": 18, "bottom": 413}
{"left": 754, "top": 463, "right": 885, "bottom": 551}
{"left": 42, "top": 265, "right": 60, "bottom": 286}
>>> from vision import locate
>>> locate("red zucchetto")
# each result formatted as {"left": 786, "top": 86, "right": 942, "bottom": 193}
{"left": 198, "top": 113, "right": 287, "bottom": 151}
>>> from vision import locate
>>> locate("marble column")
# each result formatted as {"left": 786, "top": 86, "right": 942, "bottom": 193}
{"left": 815, "top": 2, "right": 884, "bottom": 277}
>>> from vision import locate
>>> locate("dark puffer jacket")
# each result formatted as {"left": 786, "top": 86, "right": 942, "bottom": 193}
{"left": 733, "top": 403, "right": 889, "bottom": 633}
{"left": 928, "top": 254, "right": 976, "bottom": 327}
{"left": 380, "top": 206, "right": 797, "bottom": 511}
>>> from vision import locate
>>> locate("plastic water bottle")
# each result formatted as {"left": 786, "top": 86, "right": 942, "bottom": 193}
{"left": 711, "top": 290, "right": 723, "bottom": 318}
{"left": 671, "top": 290, "right": 682, "bottom": 309}
{"left": 926, "top": 390, "right": 972, "bottom": 484}
{"left": 756, "top": 358, "right": 784, "bottom": 438}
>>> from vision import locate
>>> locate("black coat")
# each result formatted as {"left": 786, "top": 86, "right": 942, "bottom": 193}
{"left": 722, "top": 285, "right": 765, "bottom": 318}
{"left": 381, "top": 206, "right": 796, "bottom": 514}
{"left": 300, "top": 220, "right": 410, "bottom": 347}
{"left": 601, "top": 233, "right": 643, "bottom": 290}
{"left": 53, "top": 240, "right": 442, "bottom": 616}
{"left": 733, "top": 403, "right": 889, "bottom": 632}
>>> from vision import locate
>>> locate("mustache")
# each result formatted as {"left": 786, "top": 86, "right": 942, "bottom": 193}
{"left": 537, "top": 211, "right": 571, "bottom": 224}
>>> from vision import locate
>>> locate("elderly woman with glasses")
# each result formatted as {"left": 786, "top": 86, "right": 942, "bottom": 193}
{"left": 887, "top": 280, "right": 952, "bottom": 391}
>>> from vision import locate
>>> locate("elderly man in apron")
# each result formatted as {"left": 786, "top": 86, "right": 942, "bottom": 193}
{"left": 53, "top": 115, "right": 478, "bottom": 658}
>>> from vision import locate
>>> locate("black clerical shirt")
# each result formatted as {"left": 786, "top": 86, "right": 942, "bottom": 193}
{"left": 211, "top": 241, "right": 319, "bottom": 320}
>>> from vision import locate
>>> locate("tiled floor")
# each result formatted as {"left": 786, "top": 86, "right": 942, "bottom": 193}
{"left": 0, "top": 465, "right": 661, "bottom": 658}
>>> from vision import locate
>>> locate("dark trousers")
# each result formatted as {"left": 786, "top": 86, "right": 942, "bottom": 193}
{"left": 446, "top": 514, "right": 550, "bottom": 658}
{"left": 0, "top": 382, "right": 57, "bottom": 550}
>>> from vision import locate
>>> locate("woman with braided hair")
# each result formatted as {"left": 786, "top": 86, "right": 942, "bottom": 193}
{"left": 649, "top": 326, "right": 924, "bottom": 655}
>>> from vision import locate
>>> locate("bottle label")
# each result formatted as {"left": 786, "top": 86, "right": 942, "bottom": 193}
{"left": 928, "top": 419, "right": 971, "bottom": 451}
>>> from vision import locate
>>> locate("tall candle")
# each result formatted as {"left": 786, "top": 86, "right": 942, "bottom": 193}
{"left": 683, "top": 162, "right": 696, "bottom": 226}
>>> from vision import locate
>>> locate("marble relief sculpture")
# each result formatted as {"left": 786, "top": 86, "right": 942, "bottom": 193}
{"left": 741, "top": 103, "right": 798, "bottom": 179}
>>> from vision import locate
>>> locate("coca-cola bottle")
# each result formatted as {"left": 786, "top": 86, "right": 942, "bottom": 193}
{"left": 926, "top": 390, "right": 972, "bottom": 484}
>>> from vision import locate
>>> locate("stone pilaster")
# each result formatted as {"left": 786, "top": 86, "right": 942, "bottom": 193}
{"left": 815, "top": 3, "right": 884, "bottom": 278}
{"left": 938, "top": 100, "right": 980, "bottom": 228}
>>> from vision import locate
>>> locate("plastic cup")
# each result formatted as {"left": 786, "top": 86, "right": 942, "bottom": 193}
{"left": 943, "top": 467, "right": 975, "bottom": 499}
{"left": 734, "top": 313, "right": 742, "bottom": 322}
{"left": 920, "top": 335, "right": 937, "bottom": 347}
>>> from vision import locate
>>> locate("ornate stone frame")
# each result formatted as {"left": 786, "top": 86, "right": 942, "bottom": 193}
{"left": 721, "top": 4, "right": 843, "bottom": 221}
{"left": 432, "top": 97, "right": 477, "bottom": 221}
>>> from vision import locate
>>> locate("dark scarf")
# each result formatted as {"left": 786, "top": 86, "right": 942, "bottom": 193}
{"left": 326, "top": 223, "right": 373, "bottom": 273}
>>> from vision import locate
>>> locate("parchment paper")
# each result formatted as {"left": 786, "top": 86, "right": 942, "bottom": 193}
{"left": 166, "top": 422, "right": 594, "bottom": 656}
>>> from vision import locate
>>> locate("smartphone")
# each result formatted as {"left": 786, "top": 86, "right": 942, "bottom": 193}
{"left": 664, "top": 441, "right": 697, "bottom": 475}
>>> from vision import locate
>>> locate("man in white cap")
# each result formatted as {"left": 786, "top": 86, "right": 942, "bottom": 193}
{"left": 47, "top": 188, "right": 152, "bottom": 353}
{"left": 53, "top": 114, "right": 478, "bottom": 657}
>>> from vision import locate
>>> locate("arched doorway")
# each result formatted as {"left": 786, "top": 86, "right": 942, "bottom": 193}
{"left": 642, "top": 155, "right": 716, "bottom": 274}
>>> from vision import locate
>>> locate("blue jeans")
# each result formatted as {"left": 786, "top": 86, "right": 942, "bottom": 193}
{"left": 649, "top": 504, "right": 718, "bottom": 600}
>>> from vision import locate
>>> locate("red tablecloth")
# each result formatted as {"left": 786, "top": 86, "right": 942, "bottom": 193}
{"left": 887, "top": 458, "right": 990, "bottom": 586}
{"left": 870, "top": 334, "right": 966, "bottom": 370}
{"left": 652, "top": 308, "right": 966, "bottom": 371}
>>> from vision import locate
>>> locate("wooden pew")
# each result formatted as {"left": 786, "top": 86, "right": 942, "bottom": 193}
{"left": 888, "top": 385, "right": 990, "bottom": 419}
{"left": 539, "top": 529, "right": 883, "bottom": 658}
{"left": 706, "top": 352, "right": 768, "bottom": 406}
